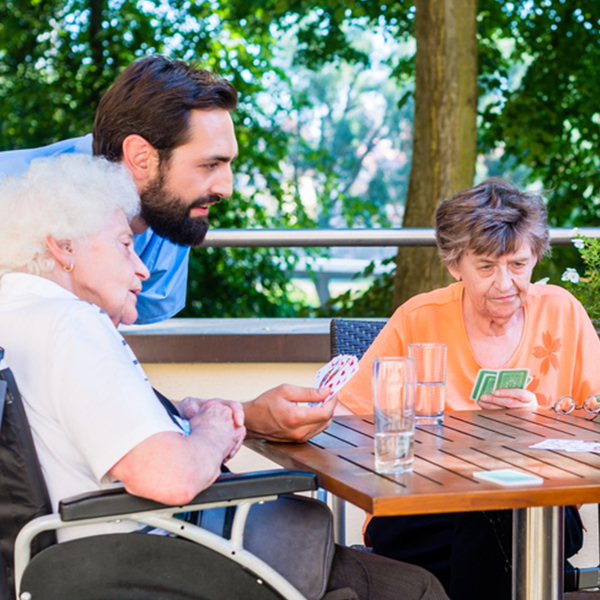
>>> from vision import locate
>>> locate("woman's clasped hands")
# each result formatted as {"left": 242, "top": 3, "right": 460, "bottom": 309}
{"left": 178, "top": 397, "right": 246, "bottom": 462}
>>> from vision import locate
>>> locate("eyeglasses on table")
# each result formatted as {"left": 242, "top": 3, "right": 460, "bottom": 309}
{"left": 551, "top": 394, "right": 600, "bottom": 420}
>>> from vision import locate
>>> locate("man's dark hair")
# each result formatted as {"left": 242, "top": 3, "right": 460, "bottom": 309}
{"left": 92, "top": 55, "right": 238, "bottom": 163}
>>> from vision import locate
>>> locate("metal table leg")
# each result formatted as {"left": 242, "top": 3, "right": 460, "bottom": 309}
{"left": 512, "top": 506, "right": 564, "bottom": 600}
{"left": 332, "top": 495, "right": 346, "bottom": 546}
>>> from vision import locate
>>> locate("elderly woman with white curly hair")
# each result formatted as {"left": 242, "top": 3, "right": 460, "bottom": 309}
{"left": 0, "top": 153, "right": 246, "bottom": 541}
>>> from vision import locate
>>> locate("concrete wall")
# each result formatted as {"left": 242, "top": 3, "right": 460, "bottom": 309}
{"left": 142, "top": 362, "right": 322, "bottom": 402}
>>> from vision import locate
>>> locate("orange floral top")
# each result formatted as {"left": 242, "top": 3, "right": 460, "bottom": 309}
{"left": 338, "top": 282, "right": 600, "bottom": 413}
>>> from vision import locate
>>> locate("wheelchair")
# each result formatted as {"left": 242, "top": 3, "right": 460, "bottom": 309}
{"left": 0, "top": 348, "right": 326, "bottom": 600}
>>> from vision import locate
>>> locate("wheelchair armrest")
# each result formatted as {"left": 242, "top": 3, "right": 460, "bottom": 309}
{"left": 59, "top": 470, "right": 317, "bottom": 522}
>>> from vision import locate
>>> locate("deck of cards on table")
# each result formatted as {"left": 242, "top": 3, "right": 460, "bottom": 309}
{"left": 310, "top": 355, "right": 359, "bottom": 407}
{"left": 470, "top": 368, "right": 532, "bottom": 403}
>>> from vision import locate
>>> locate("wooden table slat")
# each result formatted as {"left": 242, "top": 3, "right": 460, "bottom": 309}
{"left": 502, "top": 410, "right": 600, "bottom": 437}
{"left": 322, "top": 421, "right": 375, "bottom": 446}
{"left": 445, "top": 412, "right": 548, "bottom": 441}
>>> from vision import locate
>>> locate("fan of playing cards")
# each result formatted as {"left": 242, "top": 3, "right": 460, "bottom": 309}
{"left": 309, "top": 354, "right": 359, "bottom": 407}
{"left": 470, "top": 368, "right": 532, "bottom": 403}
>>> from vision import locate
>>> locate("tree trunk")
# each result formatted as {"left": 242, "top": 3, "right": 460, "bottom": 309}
{"left": 392, "top": 0, "right": 478, "bottom": 310}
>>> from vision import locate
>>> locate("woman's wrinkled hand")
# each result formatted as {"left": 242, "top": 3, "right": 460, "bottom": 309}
{"left": 478, "top": 388, "right": 538, "bottom": 410}
{"left": 178, "top": 396, "right": 245, "bottom": 428}
{"left": 187, "top": 399, "right": 246, "bottom": 461}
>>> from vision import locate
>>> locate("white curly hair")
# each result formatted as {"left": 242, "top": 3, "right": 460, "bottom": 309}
{"left": 0, "top": 153, "right": 140, "bottom": 277}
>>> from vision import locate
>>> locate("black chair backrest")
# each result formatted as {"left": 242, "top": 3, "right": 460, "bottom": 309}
{"left": 0, "top": 347, "right": 55, "bottom": 600}
{"left": 329, "top": 319, "right": 387, "bottom": 360}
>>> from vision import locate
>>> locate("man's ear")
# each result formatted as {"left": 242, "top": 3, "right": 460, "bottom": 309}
{"left": 121, "top": 134, "right": 160, "bottom": 185}
{"left": 46, "top": 236, "right": 74, "bottom": 270}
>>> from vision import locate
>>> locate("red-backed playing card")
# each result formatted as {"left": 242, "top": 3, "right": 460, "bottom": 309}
{"left": 309, "top": 354, "right": 359, "bottom": 407}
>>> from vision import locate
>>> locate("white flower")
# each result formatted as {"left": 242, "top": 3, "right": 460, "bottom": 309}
{"left": 561, "top": 268, "right": 580, "bottom": 284}
{"left": 571, "top": 238, "right": 585, "bottom": 249}
{"left": 534, "top": 277, "right": 550, "bottom": 285}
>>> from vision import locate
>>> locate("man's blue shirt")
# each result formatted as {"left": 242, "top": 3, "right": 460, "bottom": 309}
{"left": 0, "top": 136, "right": 190, "bottom": 324}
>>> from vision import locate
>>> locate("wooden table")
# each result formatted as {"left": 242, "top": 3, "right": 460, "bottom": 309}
{"left": 246, "top": 409, "right": 600, "bottom": 600}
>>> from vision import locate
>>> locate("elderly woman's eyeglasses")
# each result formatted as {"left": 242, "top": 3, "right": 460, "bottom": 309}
{"left": 551, "top": 395, "right": 600, "bottom": 420}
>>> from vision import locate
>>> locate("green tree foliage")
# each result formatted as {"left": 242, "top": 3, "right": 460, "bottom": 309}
{"left": 257, "top": 0, "right": 600, "bottom": 316}
{"left": 560, "top": 236, "right": 600, "bottom": 327}
{"left": 180, "top": 194, "right": 304, "bottom": 318}
{"left": 3, "top": 1, "right": 598, "bottom": 319}
{"left": 274, "top": 28, "right": 413, "bottom": 231}
{"left": 0, "top": 0, "right": 157, "bottom": 146}
{"left": 307, "top": 257, "right": 395, "bottom": 317}
{"left": 480, "top": 1, "right": 600, "bottom": 228}
{"left": 0, "top": 0, "right": 311, "bottom": 317}
{"left": 474, "top": 0, "right": 600, "bottom": 287}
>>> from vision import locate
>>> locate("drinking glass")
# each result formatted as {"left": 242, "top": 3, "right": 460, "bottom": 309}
{"left": 372, "top": 357, "right": 416, "bottom": 473}
{"left": 408, "top": 343, "right": 447, "bottom": 425}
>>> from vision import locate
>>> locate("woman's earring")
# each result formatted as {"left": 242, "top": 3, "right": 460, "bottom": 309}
{"left": 63, "top": 264, "right": 74, "bottom": 273}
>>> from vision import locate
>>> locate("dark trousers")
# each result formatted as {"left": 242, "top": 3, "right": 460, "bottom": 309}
{"left": 366, "top": 508, "right": 583, "bottom": 600}
{"left": 327, "top": 544, "right": 449, "bottom": 600}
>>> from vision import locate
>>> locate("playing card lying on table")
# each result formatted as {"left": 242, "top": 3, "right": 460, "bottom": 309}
{"left": 470, "top": 368, "right": 532, "bottom": 403}
{"left": 473, "top": 468, "right": 543, "bottom": 486}
{"left": 309, "top": 354, "right": 359, "bottom": 407}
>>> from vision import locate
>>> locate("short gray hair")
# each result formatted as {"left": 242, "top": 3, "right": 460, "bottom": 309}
{"left": 435, "top": 177, "right": 551, "bottom": 268}
{"left": 0, "top": 154, "right": 140, "bottom": 277}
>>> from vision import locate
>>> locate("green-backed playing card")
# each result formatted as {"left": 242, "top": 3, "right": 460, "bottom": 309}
{"left": 496, "top": 369, "right": 529, "bottom": 390}
{"left": 471, "top": 368, "right": 530, "bottom": 403}
{"left": 480, "top": 374, "right": 498, "bottom": 397}
{"left": 470, "top": 369, "right": 497, "bottom": 401}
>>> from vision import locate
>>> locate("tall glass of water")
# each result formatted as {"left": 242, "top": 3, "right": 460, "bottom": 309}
{"left": 408, "top": 343, "right": 447, "bottom": 425}
{"left": 372, "top": 357, "right": 416, "bottom": 474}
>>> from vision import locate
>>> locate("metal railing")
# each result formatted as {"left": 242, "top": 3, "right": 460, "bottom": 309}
{"left": 201, "top": 227, "right": 600, "bottom": 248}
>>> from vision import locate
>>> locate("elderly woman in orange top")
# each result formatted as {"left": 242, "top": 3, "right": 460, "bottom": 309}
{"left": 338, "top": 177, "right": 600, "bottom": 600}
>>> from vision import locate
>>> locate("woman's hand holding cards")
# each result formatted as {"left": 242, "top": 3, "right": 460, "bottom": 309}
{"left": 478, "top": 387, "right": 538, "bottom": 410}
{"left": 471, "top": 367, "right": 537, "bottom": 410}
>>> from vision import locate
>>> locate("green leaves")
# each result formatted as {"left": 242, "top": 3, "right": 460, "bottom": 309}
{"left": 6, "top": 0, "right": 599, "bottom": 318}
{"left": 180, "top": 191, "right": 304, "bottom": 318}
{"left": 479, "top": 0, "right": 600, "bottom": 227}
{"left": 0, "top": 0, "right": 313, "bottom": 318}
{"left": 560, "top": 236, "right": 600, "bottom": 326}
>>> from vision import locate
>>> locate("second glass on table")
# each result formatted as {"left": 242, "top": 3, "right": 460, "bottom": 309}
{"left": 372, "top": 357, "right": 416, "bottom": 474}
{"left": 408, "top": 343, "right": 447, "bottom": 425}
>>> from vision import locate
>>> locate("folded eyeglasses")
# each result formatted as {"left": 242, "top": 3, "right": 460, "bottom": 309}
{"left": 551, "top": 395, "right": 600, "bottom": 420}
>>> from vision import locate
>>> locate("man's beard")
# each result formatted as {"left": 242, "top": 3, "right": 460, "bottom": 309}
{"left": 140, "top": 173, "right": 220, "bottom": 247}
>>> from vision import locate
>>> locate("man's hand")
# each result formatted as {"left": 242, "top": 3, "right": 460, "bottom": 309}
{"left": 478, "top": 388, "right": 538, "bottom": 410}
{"left": 243, "top": 384, "right": 336, "bottom": 443}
